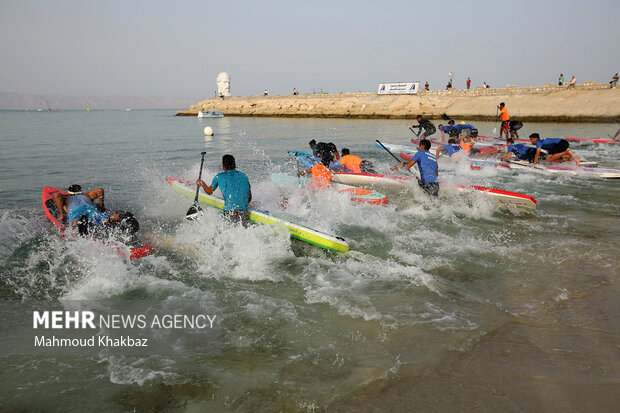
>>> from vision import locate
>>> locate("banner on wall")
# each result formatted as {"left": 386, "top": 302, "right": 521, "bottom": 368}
{"left": 377, "top": 82, "right": 420, "bottom": 94}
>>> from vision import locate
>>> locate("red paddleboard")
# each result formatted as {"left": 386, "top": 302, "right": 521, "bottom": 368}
{"left": 42, "top": 187, "right": 152, "bottom": 259}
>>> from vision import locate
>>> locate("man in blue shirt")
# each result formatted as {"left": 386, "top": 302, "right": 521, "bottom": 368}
{"left": 197, "top": 154, "right": 252, "bottom": 226}
{"left": 438, "top": 120, "right": 459, "bottom": 144}
{"left": 529, "top": 133, "right": 580, "bottom": 166}
{"left": 454, "top": 121, "right": 479, "bottom": 140}
{"left": 499, "top": 138, "right": 540, "bottom": 163}
{"left": 435, "top": 138, "right": 463, "bottom": 161}
{"left": 52, "top": 185, "right": 125, "bottom": 235}
{"left": 399, "top": 139, "right": 439, "bottom": 197}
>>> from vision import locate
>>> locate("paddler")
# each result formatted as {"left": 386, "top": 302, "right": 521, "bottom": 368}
{"left": 499, "top": 138, "right": 541, "bottom": 163}
{"left": 509, "top": 120, "right": 523, "bottom": 139}
{"left": 297, "top": 152, "right": 334, "bottom": 189}
{"left": 339, "top": 148, "right": 376, "bottom": 173}
{"left": 52, "top": 185, "right": 135, "bottom": 235}
{"left": 437, "top": 120, "right": 459, "bottom": 144}
{"left": 497, "top": 102, "right": 510, "bottom": 140}
{"left": 196, "top": 154, "right": 252, "bottom": 226}
{"left": 455, "top": 121, "right": 479, "bottom": 140}
{"left": 528, "top": 133, "right": 580, "bottom": 166}
{"left": 309, "top": 140, "right": 340, "bottom": 161}
{"left": 409, "top": 115, "right": 436, "bottom": 140}
{"left": 435, "top": 138, "right": 464, "bottom": 162}
{"left": 396, "top": 139, "right": 439, "bottom": 197}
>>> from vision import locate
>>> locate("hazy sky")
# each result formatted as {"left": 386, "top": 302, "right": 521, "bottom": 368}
{"left": 1, "top": 0, "right": 618, "bottom": 98}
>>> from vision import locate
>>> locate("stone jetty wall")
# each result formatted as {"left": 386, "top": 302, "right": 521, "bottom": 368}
{"left": 178, "top": 82, "right": 620, "bottom": 122}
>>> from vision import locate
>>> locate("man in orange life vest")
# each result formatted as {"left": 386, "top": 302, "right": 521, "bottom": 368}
{"left": 338, "top": 148, "right": 376, "bottom": 174}
{"left": 497, "top": 102, "right": 510, "bottom": 140}
{"left": 297, "top": 152, "right": 334, "bottom": 189}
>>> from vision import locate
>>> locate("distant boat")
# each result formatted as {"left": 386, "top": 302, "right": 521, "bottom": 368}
{"left": 126, "top": 108, "right": 131, "bottom": 111}
{"left": 197, "top": 110, "right": 223, "bottom": 118}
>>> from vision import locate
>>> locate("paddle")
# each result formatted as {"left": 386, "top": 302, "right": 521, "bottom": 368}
{"left": 492, "top": 107, "right": 499, "bottom": 135}
{"left": 376, "top": 140, "right": 414, "bottom": 175}
{"left": 186, "top": 151, "right": 207, "bottom": 220}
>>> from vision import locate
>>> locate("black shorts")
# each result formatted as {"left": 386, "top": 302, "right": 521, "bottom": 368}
{"left": 524, "top": 148, "right": 545, "bottom": 163}
{"left": 501, "top": 120, "right": 510, "bottom": 130}
{"left": 548, "top": 140, "right": 569, "bottom": 155}
{"left": 423, "top": 126, "right": 436, "bottom": 137}
{"left": 419, "top": 182, "right": 439, "bottom": 197}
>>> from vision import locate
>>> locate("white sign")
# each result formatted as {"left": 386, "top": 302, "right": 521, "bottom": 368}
{"left": 377, "top": 82, "right": 420, "bottom": 95}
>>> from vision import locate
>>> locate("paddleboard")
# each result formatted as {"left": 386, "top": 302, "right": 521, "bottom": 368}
{"left": 470, "top": 158, "right": 620, "bottom": 179}
{"left": 166, "top": 178, "right": 350, "bottom": 253}
{"left": 271, "top": 173, "right": 387, "bottom": 205}
{"left": 42, "top": 187, "right": 152, "bottom": 259}
{"left": 411, "top": 138, "right": 502, "bottom": 152}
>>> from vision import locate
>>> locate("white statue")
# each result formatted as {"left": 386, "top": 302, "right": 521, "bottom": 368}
{"left": 217, "top": 72, "right": 231, "bottom": 97}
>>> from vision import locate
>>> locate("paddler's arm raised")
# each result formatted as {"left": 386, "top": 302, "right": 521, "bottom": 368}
{"left": 196, "top": 179, "right": 215, "bottom": 195}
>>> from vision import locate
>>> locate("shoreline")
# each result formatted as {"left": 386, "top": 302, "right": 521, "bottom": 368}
{"left": 178, "top": 84, "right": 620, "bottom": 122}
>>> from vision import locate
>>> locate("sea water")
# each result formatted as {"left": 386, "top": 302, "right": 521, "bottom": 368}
{"left": 0, "top": 109, "right": 619, "bottom": 411}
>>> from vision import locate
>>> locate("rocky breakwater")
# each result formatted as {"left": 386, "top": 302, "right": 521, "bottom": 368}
{"left": 178, "top": 83, "right": 620, "bottom": 122}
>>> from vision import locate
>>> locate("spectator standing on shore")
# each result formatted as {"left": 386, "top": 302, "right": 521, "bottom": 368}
{"left": 446, "top": 81, "right": 452, "bottom": 90}
{"left": 293, "top": 88, "right": 299, "bottom": 95}
{"left": 558, "top": 74, "right": 564, "bottom": 86}
{"left": 424, "top": 82, "right": 429, "bottom": 91}
{"left": 482, "top": 82, "right": 488, "bottom": 88}
{"left": 611, "top": 73, "right": 619, "bottom": 88}
{"left": 497, "top": 102, "right": 510, "bottom": 140}
{"left": 466, "top": 77, "right": 471, "bottom": 89}
{"left": 568, "top": 76, "right": 576, "bottom": 88}
{"left": 264, "top": 89, "right": 269, "bottom": 96}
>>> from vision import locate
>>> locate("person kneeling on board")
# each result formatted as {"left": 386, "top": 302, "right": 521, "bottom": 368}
{"left": 396, "top": 139, "right": 439, "bottom": 197}
{"left": 498, "top": 138, "right": 541, "bottom": 163}
{"left": 529, "top": 133, "right": 580, "bottom": 166}
{"left": 339, "top": 148, "right": 376, "bottom": 174}
{"left": 297, "top": 152, "right": 334, "bottom": 189}
{"left": 52, "top": 185, "right": 138, "bottom": 236}
{"left": 435, "top": 139, "right": 464, "bottom": 162}
{"left": 196, "top": 154, "right": 252, "bottom": 226}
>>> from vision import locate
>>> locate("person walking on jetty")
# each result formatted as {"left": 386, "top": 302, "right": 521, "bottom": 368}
{"left": 196, "top": 154, "right": 252, "bottom": 226}
{"left": 568, "top": 76, "right": 576, "bottom": 88}
{"left": 497, "top": 102, "right": 510, "bottom": 140}
{"left": 558, "top": 74, "right": 564, "bottom": 86}
{"left": 424, "top": 82, "right": 429, "bottom": 91}
{"left": 529, "top": 133, "right": 580, "bottom": 166}
{"left": 611, "top": 73, "right": 619, "bottom": 88}
{"left": 410, "top": 115, "right": 436, "bottom": 139}
{"left": 466, "top": 77, "right": 471, "bottom": 89}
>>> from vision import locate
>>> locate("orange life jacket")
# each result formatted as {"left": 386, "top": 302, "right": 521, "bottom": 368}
{"left": 309, "top": 164, "right": 333, "bottom": 189}
{"left": 340, "top": 154, "right": 362, "bottom": 173}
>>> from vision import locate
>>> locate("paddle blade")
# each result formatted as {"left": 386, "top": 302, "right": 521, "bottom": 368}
{"left": 185, "top": 203, "right": 203, "bottom": 220}
{"left": 493, "top": 127, "right": 497, "bottom": 134}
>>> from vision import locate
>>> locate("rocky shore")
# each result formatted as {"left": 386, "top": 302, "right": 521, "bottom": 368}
{"left": 178, "top": 83, "right": 620, "bottom": 122}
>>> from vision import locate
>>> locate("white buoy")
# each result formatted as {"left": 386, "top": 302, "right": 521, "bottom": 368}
{"left": 203, "top": 126, "right": 214, "bottom": 136}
